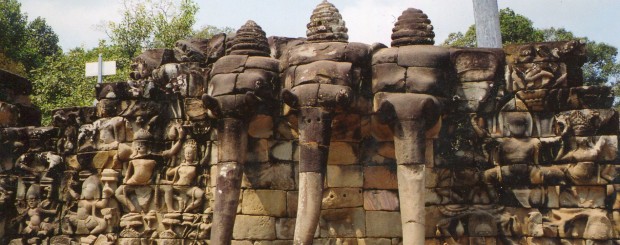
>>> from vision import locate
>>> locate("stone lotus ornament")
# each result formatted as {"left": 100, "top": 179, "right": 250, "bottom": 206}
{"left": 372, "top": 7, "right": 446, "bottom": 245}
{"left": 306, "top": 0, "right": 348, "bottom": 43}
{"left": 200, "top": 20, "right": 278, "bottom": 245}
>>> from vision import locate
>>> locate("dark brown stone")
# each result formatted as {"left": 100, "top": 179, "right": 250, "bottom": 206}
{"left": 211, "top": 55, "right": 248, "bottom": 75}
{"left": 372, "top": 63, "right": 406, "bottom": 93}
{"left": 294, "top": 61, "right": 353, "bottom": 87}
{"left": 396, "top": 45, "right": 450, "bottom": 68}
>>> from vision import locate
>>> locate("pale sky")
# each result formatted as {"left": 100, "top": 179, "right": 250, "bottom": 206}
{"left": 19, "top": 0, "right": 620, "bottom": 51}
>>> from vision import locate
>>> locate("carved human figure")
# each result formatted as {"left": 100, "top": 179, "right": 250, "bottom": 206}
{"left": 15, "top": 184, "right": 57, "bottom": 236}
{"left": 162, "top": 140, "right": 204, "bottom": 213}
{"left": 114, "top": 127, "right": 185, "bottom": 212}
{"left": 52, "top": 109, "right": 81, "bottom": 155}
{"left": 92, "top": 117, "right": 127, "bottom": 150}
{"left": 482, "top": 112, "right": 541, "bottom": 185}
{"left": 64, "top": 175, "right": 115, "bottom": 235}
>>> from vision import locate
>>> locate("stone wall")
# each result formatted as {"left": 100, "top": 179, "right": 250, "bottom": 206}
{"left": 0, "top": 2, "right": 618, "bottom": 245}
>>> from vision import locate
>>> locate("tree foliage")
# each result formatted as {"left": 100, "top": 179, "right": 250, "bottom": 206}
{"left": 0, "top": 0, "right": 60, "bottom": 75}
{"left": 104, "top": 0, "right": 199, "bottom": 59}
{"left": 28, "top": 0, "right": 233, "bottom": 125}
{"left": 443, "top": 8, "right": 620, "bottom": 88}
{"left": 30, "top": 41, "right": 132, "bottom": 125}
{"left": 193, "top": 25, "right": 236, "bottom": 39}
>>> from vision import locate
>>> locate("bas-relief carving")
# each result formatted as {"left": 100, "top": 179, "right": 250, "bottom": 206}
{"left": 0, "top": 2, "right": 618, "bottom": 244}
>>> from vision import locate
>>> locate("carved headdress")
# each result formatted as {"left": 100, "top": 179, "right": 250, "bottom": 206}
{"left": 306, "top": 0, "right": 348, "bottom": 43}
{"left": 391, "top": 8, "right": 435, "bottom": 47}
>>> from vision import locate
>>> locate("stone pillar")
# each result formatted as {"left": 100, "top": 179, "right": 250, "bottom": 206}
{"left": 472, "top": 0, "right": 502, "bottom": 48}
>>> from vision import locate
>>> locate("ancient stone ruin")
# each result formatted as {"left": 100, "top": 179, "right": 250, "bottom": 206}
{"left": 1, "top": 2, "right": 619, "bottom": 244}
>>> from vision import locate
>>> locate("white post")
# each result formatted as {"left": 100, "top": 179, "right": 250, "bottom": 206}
{"left": 472, "top": 0, "right": 502, "bottom": 48}
{"left": 97, "top": 53, "right": 103, "bottom": 84}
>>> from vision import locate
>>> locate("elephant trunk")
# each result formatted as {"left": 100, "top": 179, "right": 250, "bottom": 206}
{"left": 211, "top": 117, "right": 247, "bottom": 244}
{"left": 394, "top": 119, "right": 427, "bottom": 245}
{"left": 376, "top": 93, "right": 441, "bottom": 245}
{"left": 294, "top": 107, "right": 333, "bottom": 245}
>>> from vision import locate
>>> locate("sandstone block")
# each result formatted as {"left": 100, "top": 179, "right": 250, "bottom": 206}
{"left": 366, "top": 211, "right": 402, "bottom": 238}
{"left": 372, "top": 47, "right": 398, "bottom": 65}
{"left": 245, "top": 56, "right": 279, "bottom": 71}
{"left": 327, "top": 165, "right": 363, "bottom": 188}
{"left": 287, "top": 191, "right": 298, "bottom": 217}
{"left": 364, "top": 190, "right": 399, "bottom": 211}
{"left": 211, "top": 55, "right": 247, "bottom": 75}
{"left": 328, "top": 142, "right": 358, "bottom": 165}
{"left": 246, "top": 139, "right": 270, "bottom": 163}
{"left": 320, "top": 208, "right": 366, "bottom": 238}
{"left": 275, "top": 218, "right": 295, "bottom": 239}
{"left": 242, "top": 163, "right": 295, "bottom": 190}
{"left": 396, "top": 45, "right": 450, "bottom": 68}
{"left": 322, "top": 188, "right": 363, "bottom": 209}
{"left": 271, "top": 141, "right": 294, "bottom": 161}
{"left": 372, "top": 63, "right": 406, "bottom": 93}
{"left": 248, "top": 114, "right": 274, "bottom": 138}
{"left": 233, "top": 215, "right": 276, "bottom": 240}
{"left": 294, "top": 60, "right": 353, "bottom": 87}
{"left": 364, "top": 166, "right": 398, "bottom": 190}
{"left": 358, "top": 238, "right": 392, "bottom": 245}
{"left": 242, "top": 190, "right": 287, "bottom": 216}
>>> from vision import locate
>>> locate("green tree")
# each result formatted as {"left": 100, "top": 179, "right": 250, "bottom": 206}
{"left": 193, "top": 25, "right": 236, "bottom": 39}
{"left": 443, "top": 8, "right": 620, "bottom": 88}
{"left": 104, "top": 0, "right": 199, "bottom": 59}
{"left": 30, "top": 41, "right": 131, "bottom": 125}
{"left": 0, "top": 0, "right": 60, "bottom": 75}
{"left": 0, "top": 0, "right": 28, "bottom": 66}
{"left": 22, "top": 17, "right": 61, "bottom": 71}
{"left": 152, "top": 0, "right": 198, "bottom": 48}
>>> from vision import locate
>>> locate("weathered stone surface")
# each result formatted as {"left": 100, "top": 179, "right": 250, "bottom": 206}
{"left": 246, "top": 138, "right": 270, "bottom": 162}
{"left": 451, "top": 48, "right": 503, "bottom": 82}
{"left": 405, "top": 66, "right": 447, "bottom": 96}
{"left": 242, "top": 190, "right": 287, "bottom": 216}
{"left": 287, "top": 42, "right": 348, "bottom": 66}
{"left": 233, "top": 215, "right": 277, "bottom": 240}
{"left": 320, "top": 208, "right": 366, "bottom": 238}
{"left": 363, "top": 166, "right": 398, "bottom": 189}
{"left": 372, "top": 48, "right": 398, "bottom": 65}
{"left": 271, "top": 141, "right": 294, "bottom": 161}
{"left": 287, "top": 191, "right": 298, "bottom": 217}
{"left": 396, "top": 45, "right": 450, "bottom": 68}
{"left": 209, "top": 73, "right": 238, "bottom": 96}
{"left": 1, "top": 6, "right": 618, "bottom": 245}
{"left": 328, "top": 142, "right": 358, "bottom": 165}
{"left": 242, "top": 163, "right": 295, "bottom": 190}
{"left": 365, "top": 211, "right": 402, "bottom": 237}
{"left": 211, "top": 55, "right": 248, "bottom": 75}
{"left": 245, "top": 56, "right": 280, "bottom": 71}
{"left": 363, "top": 190, "right": 399, "bottom": 211}
{"left": 327, "top": 165, "right": 363, "bottom": 188}
{"left": 372, "top": 63, "right": 406, "bottom": 93}
{"left": 322, "top": 188, "right": 363, "bottom": 209}
{"left": 294, "top": 60, "right": 353, "bottom": 87}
